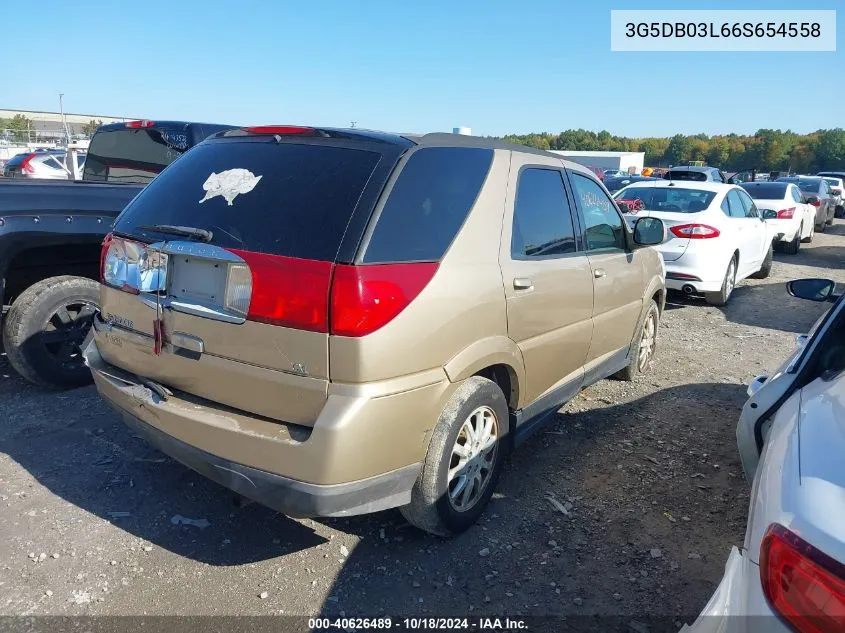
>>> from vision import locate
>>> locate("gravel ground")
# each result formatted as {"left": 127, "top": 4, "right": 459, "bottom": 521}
{"left": 2, "top": 221, "right": 845, "bottom": 629}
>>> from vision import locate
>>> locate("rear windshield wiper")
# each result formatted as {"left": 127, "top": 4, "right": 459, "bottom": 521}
{"left": 137, "top": 224, "right": 213, "bottom": 242}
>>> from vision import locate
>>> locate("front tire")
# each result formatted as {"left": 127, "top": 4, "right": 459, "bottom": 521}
{"left": 749, "top": 243, "right": 773, "bottom": 279}
{"left": 2, "top": 276, "right": 99, "bottom": 389}
{"left": 705, "top": 256, "right": 737, "bottom": 306}
{"left": 400, "top": 376, "right": 508, "bottom": 537}
{"left": 612, "top": 299, "right": 659, "bottom": 381}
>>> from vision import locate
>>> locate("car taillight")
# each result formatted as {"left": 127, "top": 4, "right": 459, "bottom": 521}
{"left": 670, "top": 224, "right": 721, "bottom": 239}
{"left": 330, "top": 263, "right": 438, "bottom": 337}
{"left": 244, "top": 125, "right": 315, "bottom": 135}
{"left": 20, "top": 153, "right": 36, "bottom": 174}
{"left": 125, "top": 120, "right": 155, "bottom": 128}
{"left": 100, "top": 235, "right": 167, "bottom": 296}
{"left": 777, "top": 207, "right": 796, "bottom": 219}
{"left": 761, "top": 524, "right": 845, "bottom": 633}
{"left": 227, "top": 249, "right": 333, "bottom": 332}
{"left": 809, "top": 199, "right": 821, "bottom": 207}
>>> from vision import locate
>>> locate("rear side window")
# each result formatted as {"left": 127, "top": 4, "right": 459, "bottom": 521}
{"left": 362, "top": 147, "right": 493, "bottom": 264}
{"left": 84, "top": 128, "right": 189, "bottom": 183}
{"left": 114, "top": 141, "right": 381, "bottom": 261}
{"left": 791, "top": 186, "right": 803, "bottom": 203}
{"left": 726, "top": 190, "right": 746, "bottom": 218}
{"left": 511, "top": 168, "right": 577, "bottom": 259}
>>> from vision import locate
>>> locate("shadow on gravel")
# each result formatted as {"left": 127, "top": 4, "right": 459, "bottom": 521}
{"left": 316, "top": 382, "right": 749, "bottom": 630}
{"left": 0, "top": 351, "right": 326, "bottom": 565}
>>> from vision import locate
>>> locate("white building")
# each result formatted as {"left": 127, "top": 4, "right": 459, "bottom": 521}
{"left": 549, "top": 150, "right": 644, "bottom": 174}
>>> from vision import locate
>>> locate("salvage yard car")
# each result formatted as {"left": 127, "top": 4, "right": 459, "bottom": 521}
{"left": 776, "top": 176, "right": 837, "bottom": 232}
{"left": 0, "top": 120, "right": 235, "bottom": 389}
{"left": 82, "top": 126, "right": 666, "bottom": 536}
{"left": 614, "top": 180, "right": 773, "bottom": 306}
{"left": 740, "top": 181, "right": 816, "bottom": 254}
{"left": 682, "top": 278, "right": 845, "bottom": 633}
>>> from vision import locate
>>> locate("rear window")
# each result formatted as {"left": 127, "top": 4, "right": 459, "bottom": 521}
{"left": 84, "top": 128, "right": 189, "bottom": 184}
{"left": 361, "top": 147, "right": 493, "bottom": 263}
{"left": 114, "top": 141, "right": 382, "bottom": 261}
{"left": 614, "top": 186, "right": 716, "bottom": 212}
{"left": 665, "top": 170, "right": 707, "bottom": 182}
{"left": 797, "top": 178, "right": 821, "bottom": 193}
{"left": 823, "top": 178, "right": 841, "bottom": 187}
{"left": 740, "top": 183, "right": 788, "bottom": 199}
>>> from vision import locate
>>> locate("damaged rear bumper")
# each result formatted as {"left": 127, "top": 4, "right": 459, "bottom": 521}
{"left": 81, "top": 331, "right": 422, "bottom": 518}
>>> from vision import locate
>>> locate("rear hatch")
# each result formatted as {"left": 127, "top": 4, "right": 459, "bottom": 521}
{"left": 615, "top": 185, "right": 718, "bottom": 262}
{"left": 99, "top": 130, "right": 401, "bottom": 426}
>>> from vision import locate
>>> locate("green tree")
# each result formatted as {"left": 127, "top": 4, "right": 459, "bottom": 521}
{"left": 81, "top": 119, "right": 103, "bottom": 136}
{"left": 664, "top": 134, "right": 692, "bottom": 166}
{"left": 1, "top": 114, "right": 32, "bottom": 142}
{"left": 816, "top": 129, "right": 845, "bottom": 170}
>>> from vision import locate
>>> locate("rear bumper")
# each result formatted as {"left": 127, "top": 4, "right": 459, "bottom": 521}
{"left": 82, "top": 330, "right": 446, "bottom": 517}
{"left": 115, "top": 403, "right": 420, "bottom": 518}
{"left": 663, "top": 249, "right": 733, "bottom": 294}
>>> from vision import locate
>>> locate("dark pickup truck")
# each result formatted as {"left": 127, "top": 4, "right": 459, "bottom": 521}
{"left": 0, "top": 120, "right": 235, "bottom": 388}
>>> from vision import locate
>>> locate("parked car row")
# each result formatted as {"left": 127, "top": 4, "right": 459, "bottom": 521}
{"left": 2, "top": 148, "right": 86, "bottom": 179}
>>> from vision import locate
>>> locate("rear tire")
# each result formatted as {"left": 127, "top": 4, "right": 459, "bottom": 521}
{"left": 835, "top": 205, "right": 844, "bottom": 219}
{"left": 2, "top": 276, "right": 99, "bottom": 389}
{"left": 749, "top": 243, "right": 773, "bottom": 279}
{"left": 782, "top": 230, "right": 800, "bottom": 255}
{"left": 801, "top": 223, "right": 814, "bottom": 243}
{"left": 818, "top": 220, "right": 826, "bottom": 233}
{"left": 400, "top": 376, "right": 508, "bottom": 537}
{"left": 612, "top": 299, "right": 659, "bottom": 381}
{"left": 705, "top": 256, "right": 737, "bottom": 307}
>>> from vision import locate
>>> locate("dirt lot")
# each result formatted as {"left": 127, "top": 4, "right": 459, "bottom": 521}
{"left": 2, "top": 221, "right": 845, "bottom": 630}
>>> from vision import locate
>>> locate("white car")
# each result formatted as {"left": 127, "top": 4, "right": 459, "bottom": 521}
{"left": 820, "top": 176, "right": 844, "bottom": 218}
{"left": 681, "top": 278, "right": 845, "bottom": 633}
{"left": 614, "top": 180, "right": 773, "bottom": 306}
{"left": 739, "top": 181, "right": 816, "bottom": 254}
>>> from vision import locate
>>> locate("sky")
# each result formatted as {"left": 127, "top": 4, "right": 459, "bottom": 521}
{"left": 1, "top": 0, "right": 842, "bottom": 138}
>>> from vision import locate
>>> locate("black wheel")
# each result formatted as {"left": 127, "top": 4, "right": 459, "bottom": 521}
{"left": 750, "top": 243, "right": 773, "bottom": 279}
{"left": 400, "top": 376, "right": 508, "bottom": 537}
{"left": 818, "top": 220, "right": 826, "bottom": 233}
{"left": 835, "top": 205, "right": 844, "bottom": 219}
{"left": 705, "top": 256, "right": 737, "bottom": 307}
{"left": 782, "top": 229, "right": 801, "bottom": 255}
{"left": 612, "top": 299, "right": 659, "bottom": 381}
{"left": 2, "top": 276, "right": 99, "bottom": 389}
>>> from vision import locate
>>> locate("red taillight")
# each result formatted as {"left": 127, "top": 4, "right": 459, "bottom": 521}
{"left": 228, "top": 249, "right": 333, "bottom": 333}
{"left": 244, "top": 125, "right": 314, "bottom": 135}
{"left": 809, "top": 199, "right": 821, "bottom": 207}
{"left": 670, "top": 223, "right": 721, "bottom": 239}
{"left": 20, "top": 153, "right": 36, "bottom": 174}
{"left": 761, "top": 524, "right": 845, "bottom": 633}
{"left": 125, "top": 120, "right": 155, "bottom": 128}
{"left": 330, "top": 263, "right": 438, "bottom": 337}
{"left": 777, "top": 207, "right": 796, "bottom": 219}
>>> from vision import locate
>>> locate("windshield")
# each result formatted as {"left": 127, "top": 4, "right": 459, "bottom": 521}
{"left": 614, "top": 186, "right": 716, "bottom": 212}
{"left": 740, "top": 183, "right": 788, "bottom": 200}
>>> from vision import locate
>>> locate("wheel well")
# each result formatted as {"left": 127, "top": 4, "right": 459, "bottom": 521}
{"left": 733, "top": 249, "right": 740, "bottom": 266}
{"left": 474, "top": 364, "right": 518, "bottom": 412}
{"left": 651, "top": 289, "right": 664, "bottom": 313}
{"left": 3, "top": 244, "right": 101, "bottom": 307}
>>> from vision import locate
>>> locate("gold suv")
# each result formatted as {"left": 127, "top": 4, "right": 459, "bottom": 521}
{"left": 84, "top": 127, "right": 666, "bottom": 536}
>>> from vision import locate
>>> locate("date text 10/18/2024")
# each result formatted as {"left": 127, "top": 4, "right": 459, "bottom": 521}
{"left": 308, "top": 618, "right": 529, "bottom": 630}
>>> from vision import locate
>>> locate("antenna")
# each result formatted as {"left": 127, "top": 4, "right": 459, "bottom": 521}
{"left": 350, "top": 121, "right": 357, "bottom": 129}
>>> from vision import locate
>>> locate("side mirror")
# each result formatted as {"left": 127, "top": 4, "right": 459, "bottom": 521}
{"left": 762, "top": 209, "right": 777, "bottom": 220}
{"left": 787, "top": 278, "right": 836, "bottom": 302}
{"left": 633, "top": 217, "right": 666, "bottom": 246}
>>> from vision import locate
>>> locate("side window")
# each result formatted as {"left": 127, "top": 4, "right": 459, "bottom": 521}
{"left": 570, "top": 172, "right": 626, "bottom": 251}
{"left": 726, "top": 190, "right": 746, "bottom": 218}
{"left": 738, "top": 190, "right": 758, "bottom": 218}
{"left": 511, "top": 168, "right": 577, "bottom": 259}
{"left": 791, "top": 186, "right": 803, "bottom": 204}
{"left": 720, "top": 196, "right": 732, "bottom": 216}
{"left": 363, "top": 147, "right": 493, "bottom": 264}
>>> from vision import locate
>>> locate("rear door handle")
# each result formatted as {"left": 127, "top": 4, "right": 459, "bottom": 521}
{"left": 513, "top": 278, "right": 534, "bottom": 291}
{"left": 593, "top": 269, "right": 606, "bottom": 279}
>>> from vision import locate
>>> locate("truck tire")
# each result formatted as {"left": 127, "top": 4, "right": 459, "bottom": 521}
{"left": 2, "top": 276, "right": 99, "bottom": 389}
{"left": 400, "top": 376, "right": 508, "bottom": 537}
{"left": 612, "top": 299, "right": 660, "bottom": 381}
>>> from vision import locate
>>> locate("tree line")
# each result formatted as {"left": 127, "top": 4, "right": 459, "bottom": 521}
{"left": 499, "top": 128, "right": 845, "bottom": 173}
